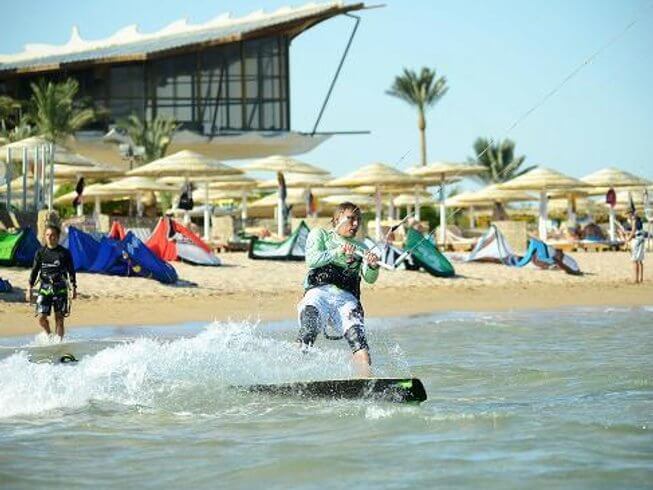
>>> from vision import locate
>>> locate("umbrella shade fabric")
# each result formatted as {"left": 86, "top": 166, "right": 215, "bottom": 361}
{"left": 194, "top": 190, "right": 254, "bottom": 202}
{"left": 102, "top": 176, "right": 175, "bottom": 193}
{"left": 326, "top": 163, "right": 419, "bottom": 188}
{"left": 407, "top": 162, "right": 486, "bottom": 181}
{"left": 581, "top": 167, "right": 652, "bottom": 188}
{"left": 498, "top": 167, "right": 588, "bottom": 191}
{"left": 580, "top": 167, "right": 652, "bottom": 195}
{"left": 127, "top": 150, "right": 243, "bottom": 178}
{"left": 321, "top": 194, "right": 376, "bottom": 207}
{"left": 248, "top": 188, "right": 307, "bottom": 209}
{"left": 54, "top": 183, "right": 136, "bottom": 204}
{"left": 257, "top": 172, "right": 332, "bottom": 189}
{"left": 158, "top": 174, "right": 259, "bottom": 190}
{"left": 242, "top": 155, "right": 329, "bottom": 175}
{"left": 53, "top": 164, "right": 124, "bottom": 180}
{"left": 464, "top": 184, "right": 536, "bottom": 203}
{"left": 393, "top": 192, "right": 436, "bottom": 207}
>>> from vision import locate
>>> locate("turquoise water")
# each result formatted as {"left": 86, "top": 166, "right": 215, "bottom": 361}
{"left": 0, "top": 307, "right": 652, "bottom": 489}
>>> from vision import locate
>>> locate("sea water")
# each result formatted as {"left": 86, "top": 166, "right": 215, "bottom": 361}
{"left": 0, "top": 308, "right": 651, "bottom": 489}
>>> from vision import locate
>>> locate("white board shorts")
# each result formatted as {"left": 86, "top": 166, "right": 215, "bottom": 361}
{"left": 297, "top": 285, "right": 364, "bottom": 337}
{"left": 631, "top": 236, "right": 646, "bottom": 262}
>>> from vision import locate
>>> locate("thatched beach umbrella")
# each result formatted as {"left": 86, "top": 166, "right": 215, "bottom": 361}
{"left": 242, "top": 155, "right": 328, "bottom": 237}
{"left": 580, "top": 167, "right": 652, "bottom": 240}
{"left": 128, "top": 150, "right": 243, "bottom": 241}
{"left": 498, "top": 167, "right": 588, "bottom": 240}
{"left": 408, "top": 162, "right": 486, "bottom": 244}
{"left": 327, "top": 163, "right": 420, "bottom": 239}
{"left": 257, "top": 172, "right": 332, "bottom": 220}
{"left": 102, "top": 177, "right": 175, "bottom": 217}
{"left": 55, "top": 182, "right": 136, "bottom": 226}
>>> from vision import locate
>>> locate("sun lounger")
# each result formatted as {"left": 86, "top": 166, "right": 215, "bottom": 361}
{"left": 435, "top": 226, "right": 477, "bottom": 252}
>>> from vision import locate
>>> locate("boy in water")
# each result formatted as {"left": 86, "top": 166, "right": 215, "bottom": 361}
{"left": 27, "top": 224, "right": 77, "bottom": 339}
{"left": 296, "top": 202, "right": 380, "bottom": 377}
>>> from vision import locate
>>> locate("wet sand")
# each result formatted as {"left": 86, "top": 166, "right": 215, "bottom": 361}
{"left": 1, "top": 251, "right": 651, "bottom": 337}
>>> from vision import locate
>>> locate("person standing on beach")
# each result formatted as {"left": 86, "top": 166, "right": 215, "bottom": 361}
{"left": 27, "top": 224, "right": 77, "bottom": 339}
{"left": 626, "top": 209, "right": 645, "bottom": 284}
{"left": 296, "top": 202, "right": 380, "bottom": 377}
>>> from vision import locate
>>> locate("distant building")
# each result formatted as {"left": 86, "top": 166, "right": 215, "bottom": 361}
{"left": 0, "top": 2, "right": 364, "bottom": 161}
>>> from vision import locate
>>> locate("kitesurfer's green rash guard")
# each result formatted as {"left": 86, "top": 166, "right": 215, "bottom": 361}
{"left": 303, "top": 227, "right": 379, "bottom": 291}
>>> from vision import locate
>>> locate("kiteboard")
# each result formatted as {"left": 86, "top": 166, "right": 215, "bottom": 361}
{"left": 242, "top": 377, "right": 427, "bottom": 403}
{"left": 25, "top": 344, "right": 79, "bottom": 365}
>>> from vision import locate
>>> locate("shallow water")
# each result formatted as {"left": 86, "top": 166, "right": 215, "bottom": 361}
{"left": 1, "top": 308, "right": 652, "bottom": 489}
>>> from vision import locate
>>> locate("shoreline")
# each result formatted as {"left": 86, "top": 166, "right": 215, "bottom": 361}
{"left": 2, "top": 282, "right": 651, "bottom": 338}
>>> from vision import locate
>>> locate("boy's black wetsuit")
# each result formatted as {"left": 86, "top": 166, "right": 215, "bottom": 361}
{"left": 29, "top": 245, "right": 76, "bottom": 316}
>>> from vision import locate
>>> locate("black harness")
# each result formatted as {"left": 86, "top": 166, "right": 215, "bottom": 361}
{"left": 305, "top": 263, "right": 362, "bottom": 300}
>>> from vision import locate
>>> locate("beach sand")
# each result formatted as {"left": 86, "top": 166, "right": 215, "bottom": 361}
{"left": 1, "top": 251, "right": 651, "bottom": 337}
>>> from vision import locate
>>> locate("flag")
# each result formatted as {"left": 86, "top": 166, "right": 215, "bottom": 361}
{"left": 72, "top": 177, "right": 85, "bottom": 207}
{"left": 178, "top": 182, "right": 194, "bottom": 210}
{"left": 308, "top": 190, "right": 317, "bottom": 216}
{"left": 277, "top": 172, "right": 289, "bottom": 221}
{"left": 605, "top": 187, "right": 616, "bottom": 208}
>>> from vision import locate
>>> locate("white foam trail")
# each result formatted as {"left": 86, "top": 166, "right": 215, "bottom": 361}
{"left": 0, "top": 321, "right": 358, "bottom": 419}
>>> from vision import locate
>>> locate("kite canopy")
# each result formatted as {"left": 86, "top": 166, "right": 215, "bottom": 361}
{"left": 147, "top": 217, "right": 221, "bottom": 266}
{"left": 66, "top": 227, "right": 178, "bottom": 283}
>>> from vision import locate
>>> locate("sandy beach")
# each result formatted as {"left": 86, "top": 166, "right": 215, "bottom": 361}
{"left": 1, "top": 250, "right": 650, "bottom": 337}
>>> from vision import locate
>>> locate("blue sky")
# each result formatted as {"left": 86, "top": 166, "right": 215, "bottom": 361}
{"left": 1, "top": 0, "right": 652, "bottom": 186}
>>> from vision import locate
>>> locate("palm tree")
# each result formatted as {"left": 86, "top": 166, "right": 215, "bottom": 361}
{"left": 116, "top": 113, "right": 178, "bottom": 164}
{"left": 29, "top": 79, "right": 95, "bottom": 144}
{"left": 469, "top": 137, "right": 534, "bottom": 220}
{"left": 386, "top": 67, "right": 448, "bottom": 166}
{"left": 469, "top": 137, "right": 533, "bottom": 184}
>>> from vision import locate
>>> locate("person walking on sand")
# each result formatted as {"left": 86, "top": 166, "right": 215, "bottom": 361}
{"left": 296, "top": 202, "right": 380, "bottom": 377}
{"left": 626, "top": 208, "right": 646, "bottom": 284}
{"left": 27, "top": 224, "right": 77, "bottom": 339}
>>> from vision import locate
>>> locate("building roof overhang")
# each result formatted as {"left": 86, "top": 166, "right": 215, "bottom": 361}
{"left": 0, "top": 1, "right": 365, "bottom": 76}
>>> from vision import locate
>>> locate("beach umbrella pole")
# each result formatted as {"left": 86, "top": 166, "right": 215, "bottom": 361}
{"left": 277, "top": 194, "right": 284, "bottom": 238}
{"left": 470, "top": 206, "right": 476, "bottom": 229}
{"left": 609, "top": 207, "right": 616, "bottom": 242}
{"left": 538, "top": 190, "right": 548, "bottom": 240}
{"left": 203, "top": 182, "right": 211, "bottom": 242}
{"left": 241, "top": 190, "right": 248, "bottom": 222}
{"left": 439, "top": 183, "right": 446, "bottom": 245}
{"left": 388, "top": 194, "right": 394, "bottom": 223}
{"left": 94, "top": 196, "right": 101, "bottom": 229}
{"left": 375, "top": 187, "right": 382, "bottom": 240}
{"left": 136, "top": 191, "right": 144, "bottom": 218}
{"left": 414, "top": 190, "right": 421, "bottom": 222}
{"left": 567, "top": 197, "right": 576, "bottom": 227}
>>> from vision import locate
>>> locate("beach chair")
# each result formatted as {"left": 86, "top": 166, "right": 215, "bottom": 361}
{"left": 436, "top": 226, "right": 477, "bottom": 252}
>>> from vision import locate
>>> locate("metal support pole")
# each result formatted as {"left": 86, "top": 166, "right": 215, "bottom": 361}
{"left": 40, "top": 145, "right": 47, "bottom": 209}
{"left": 48, "top": 143, "right": 55, "bottom": 211}
{"left": 4, "top": 147, "right": 12, "bottom": 210}
{"left": 33, "top": 147, "right": 40, "bottom": 210}
{"left": 21, "top": 147, "right": 28, "bottom": 211}
{"left": 311, "top": 14, "right": 361, "bottom": 135}
{"left": 203, "top": 182, "right": 211, "bottom": 242}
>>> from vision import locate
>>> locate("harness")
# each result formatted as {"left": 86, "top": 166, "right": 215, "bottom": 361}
{"left": 305, "top": 262, "right": 362, "bottom": 300}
